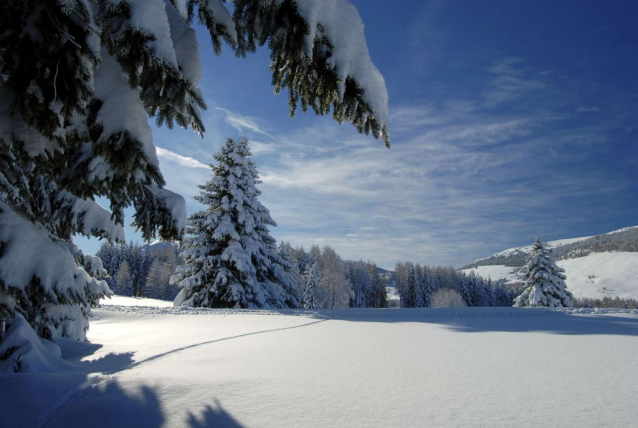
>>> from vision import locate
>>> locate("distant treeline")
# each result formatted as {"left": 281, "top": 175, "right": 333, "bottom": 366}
{"left": 97, "top": 241, "right": 519, "bottom": 309}
{"left": 573, "top": 296, "right": 638, "bottom": 310}
{"left": 393, "top": 263, "right": 518, "bottom": 308}
{"left": 97, "top": 242, "right": 182, "bottom": 301}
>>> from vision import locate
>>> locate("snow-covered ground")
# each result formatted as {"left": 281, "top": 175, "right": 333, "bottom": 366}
{"left": 561, "top": 252, "right": 638, "bottom": 299}
{"left": 100, "top": 295, "right": 173, "bottom": 308}
{"left": 2, "top": 305, "right": 637, "bottom": 427}
{"left": 461, "top": 252, "right": 638, "bottom": 299}
{"left": 460, "top": 265, "right": 520, "bottom": 283}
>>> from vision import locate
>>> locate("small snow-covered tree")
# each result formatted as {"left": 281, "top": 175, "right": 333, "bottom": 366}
{"left": 171, "top": 138, "right": 300, "bottom": 308}
{"left": 302, "top": 259, "right": 323, "bottom": 309}
{"left": 431, "top": 289, "right": 466, "bottom": 308}
{"left": 514, "top": 238, "right": 574, "bottom": 308}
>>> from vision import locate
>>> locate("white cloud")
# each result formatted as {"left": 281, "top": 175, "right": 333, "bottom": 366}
{"left": 217, "top": 107, "right": 275, "bottom": 138}
{"left": 483, "top": 58, "right": 546, "bottom": 106}
{"left": 156, "top": 147, "right": 208, "bottom": 169}
{"left": 146, "top": 56, "right": 628, "bottom": 269}
{"left": 575, "top": 106, "right": 601, "bottom": 113}
{"left": 252, "top": 94, "right": 624, "bottom": 268}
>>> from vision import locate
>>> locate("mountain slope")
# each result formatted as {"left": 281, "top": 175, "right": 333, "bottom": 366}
{"left": 461, "top": 226, "right": 638, "bottom": 300}
{"left": 464, "top": 226, "right": 638, "bottom": 269}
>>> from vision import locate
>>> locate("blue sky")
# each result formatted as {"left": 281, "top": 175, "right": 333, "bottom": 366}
{"left": 77, "top": 0, "right": 638, "bottom": 269}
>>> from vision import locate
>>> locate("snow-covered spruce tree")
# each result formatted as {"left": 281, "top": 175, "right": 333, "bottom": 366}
{"left": 0, "top": 0, "right": 389, "bottom": 366}
{"left": 514, "top": 238, "right": 574, "bottom": 308}
{"left": 302, "top": 257, "right": 322, "bottom": 309}
{"left": 413, "top": 264, "right": 425, "bottom": 308}
{"left": 277, "top": 242, "right": 303, "bottom": 294}
{"left": 171, "top": 138, "right": 301, "bottom": 308}
{"left": 367, "top": 263, "right": 388, "bottom": 309}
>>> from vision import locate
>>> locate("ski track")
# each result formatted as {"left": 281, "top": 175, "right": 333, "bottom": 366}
{"left": 38, "top": 318, "right": 328, "bottom": 428}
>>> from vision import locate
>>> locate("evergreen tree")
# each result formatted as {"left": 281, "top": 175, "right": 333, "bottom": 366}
{"left": 276, "top": 242, "right": 303, "bottom": 302}
{"left": 460, "top": 274, "right": 474, "bottom": 307}
{"left": 0, "top": 0, "right": 389, "bottom": 362}
{"left": 295, "top": 246, "right": 312, "bottom": 278}
{"left": 128, "top": 242, "right": 145, "bottom": 296}
{"left": 171, "top": 138, "right": 300, "bottom": 308}
{"left": 302, "top": 259, "right": 323, "bottom": 309}
{"left": 413, "top": 264, "right": 425, "bottom": 308}
{"left": 514, "top": 238, "right": 574, "bottom": 308}
{"left": 367, "top": 263, "right": 388, "bottom": 308}
{"left": 426, "top": 268, "right": 441, "bottom": 307}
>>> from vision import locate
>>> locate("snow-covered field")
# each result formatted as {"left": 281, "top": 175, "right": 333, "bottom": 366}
{"left": 560, "top": 252, "right": 638, "bottom": 299}
{"left": 2, "top": 303, "right": 637, "bottom": 427}
{"left": 462, "top": 252, "right": 638, "bottom": 300}
{"left": 100, "top": 295, "right": 173, "bottom": 308}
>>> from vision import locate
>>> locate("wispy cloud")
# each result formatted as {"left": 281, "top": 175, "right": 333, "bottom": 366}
{"left": 156, "top": 147, "right": 208, "bottom": 169}
{"left": 483, "top": 57, "right": 546, "bottom": 106}
{"left": 149, "top": 68, "right": 629, "bottom": 269}
{"left": 216, "top": 107, "right": 275, "bottom": 138}
{"left": 575, "top": 106, "right": 601, "bottom": 113}
{"left": 250, "top": 73, "right": 629, "bottom": 268}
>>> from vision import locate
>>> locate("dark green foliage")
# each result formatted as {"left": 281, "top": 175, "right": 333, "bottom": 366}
{"left": 100, "top": 0, "right": 207, "bottom": 135}
{"left": 1, "top": 1, "right": 97, "bottom": 138}
{"left": 232, "top": 0, "right": 390, "bottom": 147}
{"left": 186, "top": 0, "right": 238, "bottom": 54}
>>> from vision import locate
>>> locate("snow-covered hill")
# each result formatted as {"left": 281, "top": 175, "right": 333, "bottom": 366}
{"left": 462, "top": 253, "right": 638, "bottom": 299}
{"left": 2, "top": 305, "right": 637, "bottom": 427}
{"left": 461, "top": 226, "right": 638, "bottom": 300}
{"left": 475, "top": 226, "right": 638, "bottom": 263}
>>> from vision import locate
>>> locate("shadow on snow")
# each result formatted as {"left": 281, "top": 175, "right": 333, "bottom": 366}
{"left": 271, "top": 307, "right": 638, "bottom": 337}
{"left": 0, "top": 338, "right": 242, "bottom": 428}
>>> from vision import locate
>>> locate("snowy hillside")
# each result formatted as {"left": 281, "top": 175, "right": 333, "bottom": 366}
{"left": 466, "top": 226, "right": 638, "bottom": 269}
{"left": 560, "top": 253, "right": 638, "bottom": 299}
{"left": 462, "top": 253, "right": 638, "bottom": 300}
{"left": 477, "top": 226, "right": 637, "bottom": 262}
{"left": 460, "top": 265, "right": 520, "bottom": 283}
{"left": 2, "top": 305, "right": 637, "bottom": 427}
{"left": 461, "top": 226, "right": 638, "bottom": 300}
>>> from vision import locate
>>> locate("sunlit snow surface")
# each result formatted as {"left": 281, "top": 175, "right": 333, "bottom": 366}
{"left": 2, "top": 305, "right": 637, "bottom": 427}
{"left": 100, "top": 295, "right": 174, "bottom": 308}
